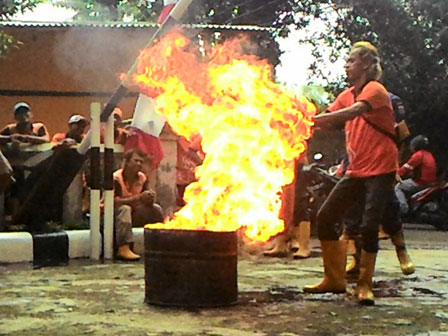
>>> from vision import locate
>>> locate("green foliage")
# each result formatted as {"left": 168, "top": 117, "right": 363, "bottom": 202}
{"left": 60, "top": 0, "right": 295, "bottom": 68}
{"left": 329, "top": 0, "right": 448, "bottom": 168}
{"left": 0, "top": 0, "right": 42, "bottom": 19}
{"left": 0, "top": 0, "right": 42, "bottom": 56}
{"left": 61, "top": 0, "right": 162, "bottom": 22}
{"left": 0, "top": 31, "right": 14, "bottom": 56}
{"left": 299, "top": 84, "right": 333, "bottom": 114}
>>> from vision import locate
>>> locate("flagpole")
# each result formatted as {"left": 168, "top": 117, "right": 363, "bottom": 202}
{"left": 75, "top": 0, "right": 193, "bottom": 157}
{"left": 98, "top": 0, "right": 194, "bottom": 124}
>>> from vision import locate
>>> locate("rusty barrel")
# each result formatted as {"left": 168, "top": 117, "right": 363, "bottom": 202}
{"left": 144, "top": 228, "right": 238, "bottom": 307}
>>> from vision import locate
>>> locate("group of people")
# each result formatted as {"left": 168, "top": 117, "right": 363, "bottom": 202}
{"left": 0, "top": 102, "right": 167, "bottom": 261}
{"left": 0, "top": 40, "right": 439, "bottom": 303}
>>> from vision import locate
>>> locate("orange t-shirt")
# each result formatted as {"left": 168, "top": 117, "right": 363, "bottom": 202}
{"left": 113, "top": 168, "right": 147, "bottom": 198}
{"left": 328, "top": 81, "right": 398, "bottom": 177}
{"left": 51, "top": 132, "right": 66, "bottom": 143}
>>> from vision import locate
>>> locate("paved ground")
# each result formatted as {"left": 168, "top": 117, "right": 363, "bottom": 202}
{"left": 1, "top": 226, "right": 447, "bottom": 336}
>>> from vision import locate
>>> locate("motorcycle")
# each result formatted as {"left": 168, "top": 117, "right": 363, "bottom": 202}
{"left": 302, "top": 159, "right": 448, "bottom": 232}
{"left": 404, "top": 179, "right": 448, "bottom": 231}
{"left": 300, "top": 161, "right": 339, "bottom": 235}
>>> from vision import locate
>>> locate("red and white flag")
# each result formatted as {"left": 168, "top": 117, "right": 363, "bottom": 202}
{"left": 157, "top": 0, "right": 179, "bottom": 24}
{"left": 125, "top": 95, "right": 166, "bottom": 168}
{"left": 125, "top": 0, "right": 188, "bottom": 167}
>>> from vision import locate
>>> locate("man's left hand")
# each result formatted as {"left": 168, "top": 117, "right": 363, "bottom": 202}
{"left": 140, "top": 190, "right": 155, "bottom": 205}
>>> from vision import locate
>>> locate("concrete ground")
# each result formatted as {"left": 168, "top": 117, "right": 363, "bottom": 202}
{"left": 1, "top": 226, "right": 447, "bottom": 336}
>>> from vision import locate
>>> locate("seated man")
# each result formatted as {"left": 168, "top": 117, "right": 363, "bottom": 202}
{"left": 52, "top": 114, "right": 88, "bottom": 145}
{"left": 395, "top": 135, "right": 438, "bottom": 215}
{"left": 114, "top": 148, "right": 164, "bottom": 261}
{"left": 100, "top": 108, "right": 128, "bottom": 145}
{"left": 0, "top": 150, "right": 13, "bottom": 194}
{"left": 0, "top": 102, "right": 50, "bottom": 219}
{"left": 0, "top": 102, "right": 50, "bottom": 146}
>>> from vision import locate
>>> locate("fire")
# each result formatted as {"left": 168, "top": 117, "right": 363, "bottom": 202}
{"left": 130, "top": 31, "right": 315, "bottom": 242}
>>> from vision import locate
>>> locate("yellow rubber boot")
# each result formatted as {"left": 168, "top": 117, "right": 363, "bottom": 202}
{"left": 378, "top": 225, "right": 390, "bottom": 240}
{"left": 263, "top": 233, "right": 289, "bottom": 257}
{"left": 117, "top": 244, "right": 141, "bottom": 261}
{"left": 355, "top": 251, "right": 377, "bottom": 305}
{"left": 289, "top": 225, "right": 300, "bottom": 252}
{"left": 346, "top": 238, "right": 357, "bottom": 256}
{"left": 390, "top": 231, "right": 415, "bottom": 275}
{"left": 346, "top": 254, "right": 360, "bottom": 276}
{"left": 346, "top": 238, "right": 361, "bottom": 277}
{"left": 303, "top": 240, "right": 347, "bottom": 294}
{"left": 292, "top": 221, "right": 311, "bottom": 259}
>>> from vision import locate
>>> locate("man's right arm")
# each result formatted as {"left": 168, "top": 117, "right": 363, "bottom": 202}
{"left": 314, "top": 102, "right": 369, "bottom": 128}
{"left": 398, "top": 151, "right": 422, "bottom": 177}
{"left": 0, "top": 127, "right": 11, "bottom": 144}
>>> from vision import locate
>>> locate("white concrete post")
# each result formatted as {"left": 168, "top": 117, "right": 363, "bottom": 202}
{"left": 89, "top": 102, "right": 102, "bottom": 260}
{"left": 103, "top": 113, "right": 115, "bottom": 259}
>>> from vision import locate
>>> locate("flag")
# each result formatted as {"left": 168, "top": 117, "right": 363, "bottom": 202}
{"left": 157, "top": 0, "right": 178, "bottom": 24}
{"left": 126, "top": 0, "right": 181, "bottom": 168}
{"left": 124, "top": 95, "right": 166, "bottom": 168}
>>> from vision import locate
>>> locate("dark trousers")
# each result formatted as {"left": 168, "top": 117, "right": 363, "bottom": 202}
{"left": 343, "top": 192, "right": 402, "bottom": 239}
{"left": 317, "top": 173, "right": 396, "bottom": 253}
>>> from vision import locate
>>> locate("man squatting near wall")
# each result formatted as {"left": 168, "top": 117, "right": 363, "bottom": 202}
{"left": 113, "top": 149, "right": 164, "bottom": 261}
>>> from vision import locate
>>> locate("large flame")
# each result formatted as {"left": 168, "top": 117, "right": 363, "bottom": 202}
{"left": 131, "top": 31, "right": 315, "bottom": 242}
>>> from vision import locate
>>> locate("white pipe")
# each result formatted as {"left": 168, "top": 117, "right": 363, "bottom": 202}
{"left": 77, "top": 130, "right": 92, "bottom": 155}
{"left": 76, "top": 0, "right": 196, "bottom": 154}
{"left": 103, "top": 113, "right": 115, "bottom": 260}
{"left": 89, "top": 102, "right": 102, "bottom": 260}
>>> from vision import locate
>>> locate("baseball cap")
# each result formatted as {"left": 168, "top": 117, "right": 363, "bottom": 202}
{"left": 13, "top": 102, "right": 31, "bottom": 114}
{"left": 112, "top": 107, "right": 123, "bottom": 120}
{"left": 68, "top": 114, "right": 86, "bottom": 124}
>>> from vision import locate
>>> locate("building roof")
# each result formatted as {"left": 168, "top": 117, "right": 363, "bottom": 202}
{"left": 0, "top": 21, "right": 278, "bottom": 32}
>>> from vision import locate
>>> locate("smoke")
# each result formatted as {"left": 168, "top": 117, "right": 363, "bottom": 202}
{"left": 52, "top": 27, "right": 146, "bottom": 92}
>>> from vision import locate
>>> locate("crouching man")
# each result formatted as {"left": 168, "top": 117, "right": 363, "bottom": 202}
{"left": 114, "top": 149, "right": 164, "bottom": 261}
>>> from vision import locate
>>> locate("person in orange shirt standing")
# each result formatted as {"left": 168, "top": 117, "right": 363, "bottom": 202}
{"left": 303, "top": 41, "right": 398, "bottom": 305}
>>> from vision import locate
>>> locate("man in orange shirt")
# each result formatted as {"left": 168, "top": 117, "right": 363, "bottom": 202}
{"left": 51, "top": 114, "right": 88, "bottom": 145}
{"left": 0, "top": 102, "right": 50, "bottom": 219}
{"left": 0, "top": 102, "right": 50, "bottom": 145}
{"left": 113, "top": 149, "right": 164, "bottom": 260}
{"left": 303, "top": 42, "right": 398, "bottom": 305}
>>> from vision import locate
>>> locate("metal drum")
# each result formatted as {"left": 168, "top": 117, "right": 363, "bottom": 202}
{"left": 144, "top": 228, "right": 238, "bottom": 307}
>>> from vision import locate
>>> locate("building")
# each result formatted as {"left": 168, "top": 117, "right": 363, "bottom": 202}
{"left": 0, "top": 21, "right": 276, "bottom": 134}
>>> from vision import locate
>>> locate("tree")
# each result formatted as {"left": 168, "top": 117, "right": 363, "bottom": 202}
{"left": 328, "top": 0, "right": 448, "bottom": 168}
{"left": 57, "top": 0, "right": 338, "bottom": 74}
{"left": 0, "top": 0, "right": 42, "bottom": 56}
{"left": 58, "top": 0, "right": 295, "bottom": 68}
{"left": 56, "top": 0, "right": 448, "bottom": 167}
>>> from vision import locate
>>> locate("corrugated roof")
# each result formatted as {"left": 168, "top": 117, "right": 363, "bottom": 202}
{"left": 0, "top": 21, "right": 278, "bottom": 32}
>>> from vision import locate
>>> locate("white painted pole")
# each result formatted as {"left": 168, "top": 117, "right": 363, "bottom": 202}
{"left": 103, "top": 113, "right": 115, "bottom": 260}
{"left": 89, "top": 102, "right": 102, "bottom": 260}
